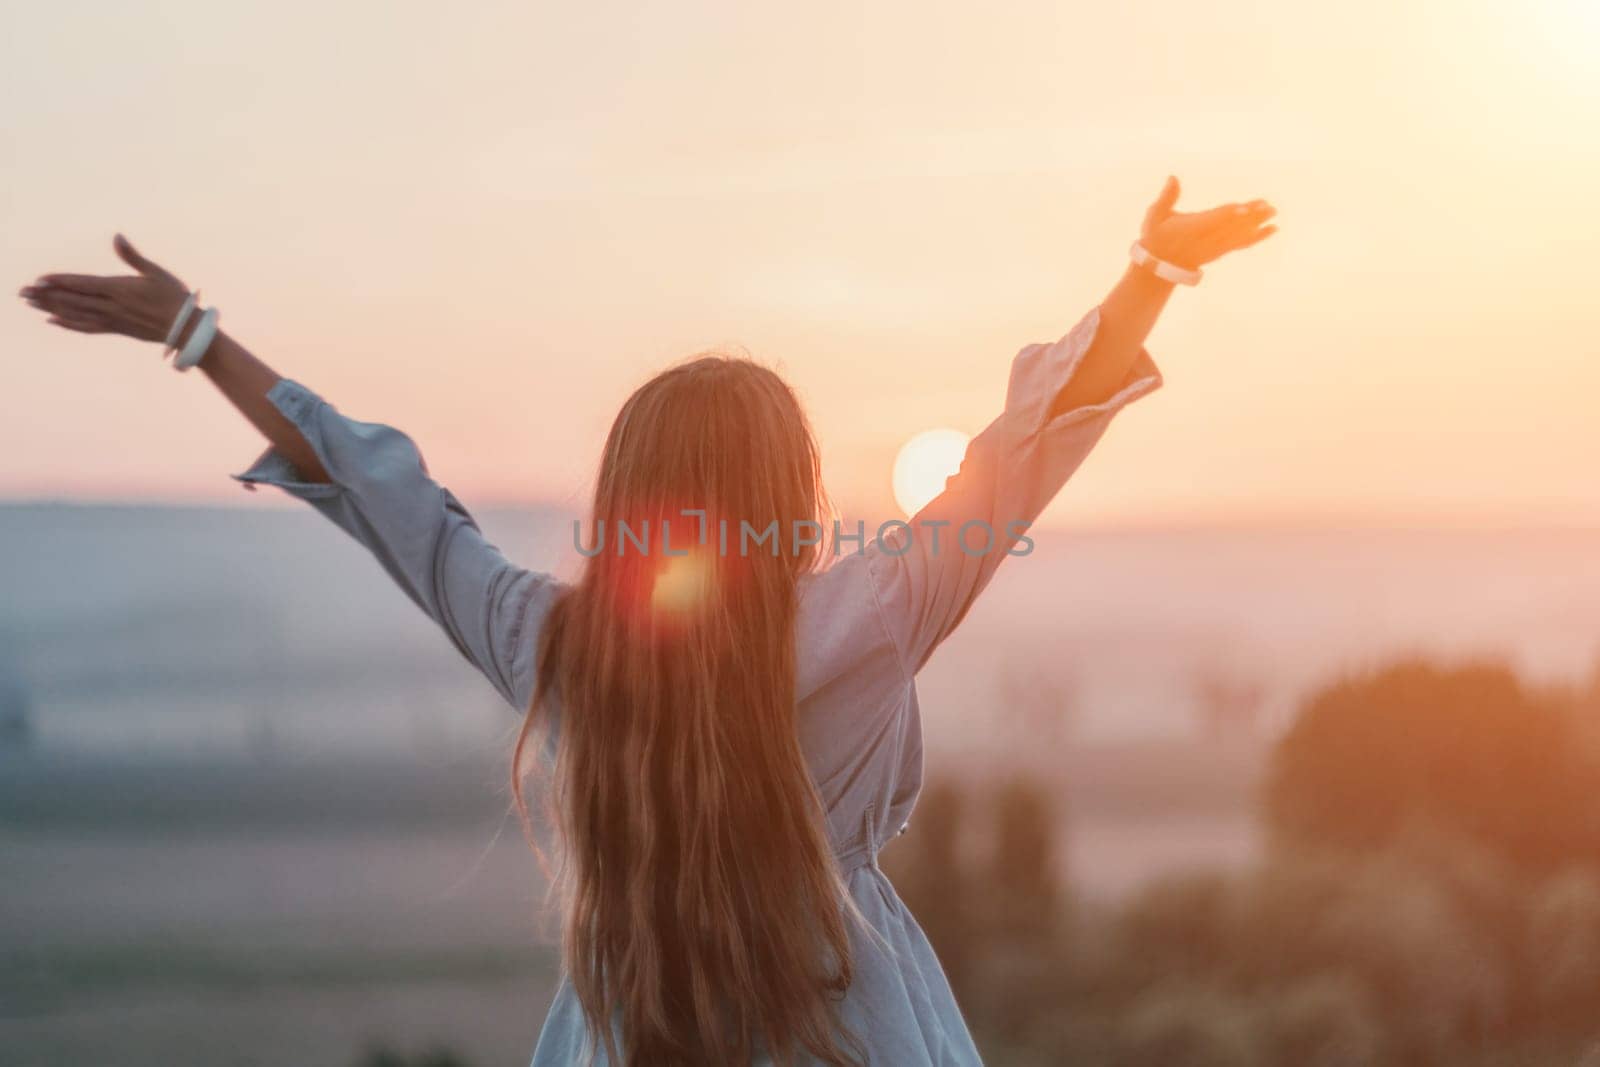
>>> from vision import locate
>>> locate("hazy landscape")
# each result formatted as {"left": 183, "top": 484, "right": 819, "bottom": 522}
{"left": 5, "top": 503, "right": 1600, "bottom": 1064}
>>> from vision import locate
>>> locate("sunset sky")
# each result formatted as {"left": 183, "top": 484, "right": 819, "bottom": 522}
{"left": 3, "top": 0, "right": 1598, "bottom": 525}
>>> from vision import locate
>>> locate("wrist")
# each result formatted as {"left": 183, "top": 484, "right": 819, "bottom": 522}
{"left": 1139, "top": 226, "right": 1201, "bottom": 270}
{"left": 195, "top": 328, "right": 229, "bottom": 376}
{"left": 1121, "top": 260, "right": 1176, "bottom": 298}
{"left": 1128, "top": 241, "right": 1201, "bottom": 287}
{"left": 1140, "top": 241, "right": 1198, "bottom": 271}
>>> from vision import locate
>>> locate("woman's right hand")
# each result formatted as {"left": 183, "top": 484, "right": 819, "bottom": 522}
{"left": 18, "top": 235, "right": 189, "bottom": 342}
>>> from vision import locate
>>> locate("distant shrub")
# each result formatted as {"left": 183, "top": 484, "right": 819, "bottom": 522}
{"left": 989, "top": 776, "right": 1063, "bottom": 935}
{"left": 889, "top": 685, "right": 1600, "bottom": 1064}
{"left": 1257, "top": 974, "right": 1384, "bottom": 1067}
{"left": 1112, "top": 984, "right": 1263, "bottom": 1067}
{"left": 1266, "top": 659, "right": 1600, "bottom": 873}
{"left": 1525, "top": 868, "right": 1600, "bottom": 1024}
{"left": 1246, "top": 849, "right": 1506, "bottom": 1058}
{"left": 1111, "top": 872, "right": 1239, "bottom": 986}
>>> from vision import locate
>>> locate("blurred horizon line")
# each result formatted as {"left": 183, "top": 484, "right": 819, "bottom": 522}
{"left": 6, "top": 494, "right": 1600, "bottom": 536}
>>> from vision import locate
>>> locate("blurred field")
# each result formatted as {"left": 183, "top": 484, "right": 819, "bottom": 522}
{"left": 0, "top": 741, "right": 1258, "bottom": 1065}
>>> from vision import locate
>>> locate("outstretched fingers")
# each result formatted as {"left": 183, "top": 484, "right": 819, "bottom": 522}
{"left": 1243, "top": 200, "right": 1275, "bottom": 223}
{"left": 1239, "top": 224, "right": 1278, "bottom": 249}
{"left": 1208, "top": 200, "right": 1274, "bottom": 229}
{"left": 22, "top": 280, "right": 124, "bottom": 337}
{"left": 47, "top": 314, "right": 111, "bottom": 334}
{"left": 1226, "top": 200, "right": 1276, "bottom": 245}
{"left": 1212, "top": 200, "right": 1276, "bottom": 250}
{"left": 22, "top": 286, "right": 119, "bottom": 337}
{"left": 33, "top": 273, "right": 117, "bottom": 296}
{"left": 32, "top": 287, "right": 114, "bottom": 317}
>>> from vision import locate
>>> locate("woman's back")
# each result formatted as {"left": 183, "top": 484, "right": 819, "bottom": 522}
{"left": 234, "top": 306, "right": 1158, "bottom": 1065}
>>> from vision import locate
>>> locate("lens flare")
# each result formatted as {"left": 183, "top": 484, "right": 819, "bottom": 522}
{"left": 650, "top": 551, "right": 713, "bottom": 616}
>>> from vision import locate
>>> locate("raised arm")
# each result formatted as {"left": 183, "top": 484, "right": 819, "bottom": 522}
{"left": 20, "top": 235, "right": 330, "bottom": 482}
{"left": 868, "top": 177, "right": 1275, "bottom": 674}
{"left": 1051, "top": 176, "right": 1275, "bottom": 415}
{"left": 18, "top": 237, "right": 561, "bottom": 709}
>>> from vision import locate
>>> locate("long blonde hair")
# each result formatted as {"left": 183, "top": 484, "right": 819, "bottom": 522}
{"left": 512, "top": 356, "right": 858, "bottom": 1066}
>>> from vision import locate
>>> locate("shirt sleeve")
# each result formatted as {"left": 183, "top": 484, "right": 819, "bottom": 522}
{"left": 866, "top": 305, "right": 1161, "bottom": 676}
{"left": 233, "top": 379, "right": 564, "bottom": 711}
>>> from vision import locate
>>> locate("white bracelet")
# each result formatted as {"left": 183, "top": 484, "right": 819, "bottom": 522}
{"left": 162, "top": 291, "right": 199, "bottom": 355}
{"left": 173, "top": 306, "right": 219, "bottom": 372}
{"left": 1129, "top": 241, "right": 1202, "bottom": 286}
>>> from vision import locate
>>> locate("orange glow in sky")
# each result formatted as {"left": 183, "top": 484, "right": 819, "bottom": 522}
{"left": 3, "top": 1, "right": 1598, "bottom": 526}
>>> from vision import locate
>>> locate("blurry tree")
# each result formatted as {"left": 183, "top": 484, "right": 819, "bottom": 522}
{"left": 1265, "top": 659, "right": 1600, "bottom": 873}
{"left": 1581, "top": 648, "right": 1600, "bottom": 746}
{"left": 1112, "top": 985, "right": 1263, "bottom": 1067}
{"left": 886, "top": 744, "right": 1600, "bottom": 1064}
{"left": 1112, "top": 872, "right": 1238, "bottom": 988}
{"left": 989, "top": 776, "right": 1064, "bottom": 937}
{"left": 1258, "top": 974, "right": 1385, "bottom": 1067}
{"left": 1525, "top": 868, "right": 1600, "bottom": 1026}
{"left": 964, "top": 775, "right": 1070, "bottom": 1041}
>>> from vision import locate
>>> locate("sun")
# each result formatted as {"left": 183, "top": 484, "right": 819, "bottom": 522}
{"left": 892, "top": 428, "right": 971, "bottom": 517}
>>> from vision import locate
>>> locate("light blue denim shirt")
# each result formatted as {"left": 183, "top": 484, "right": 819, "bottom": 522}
{"left": 237, "top": 306, "right": 1159, "bottom": 1065}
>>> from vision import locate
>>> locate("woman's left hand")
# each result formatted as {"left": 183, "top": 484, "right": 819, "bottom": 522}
{"left": 1140, "top": 177, "right": 1276, "bottom": 271}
